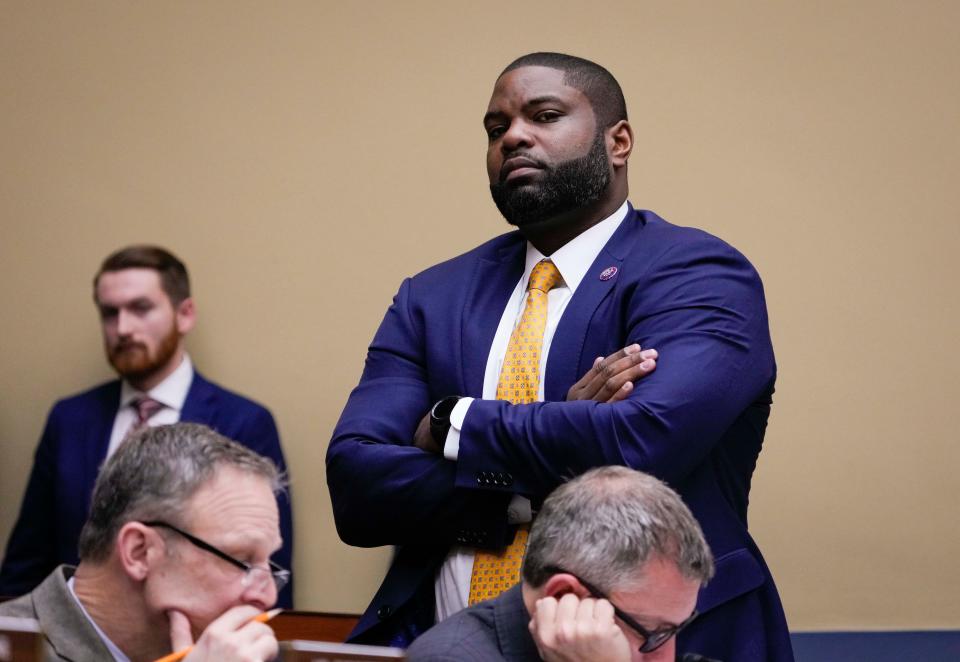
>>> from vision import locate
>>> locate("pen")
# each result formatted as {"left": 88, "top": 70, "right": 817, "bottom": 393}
{"left": 153, "top": 608, "right": 283, "bottom": 662}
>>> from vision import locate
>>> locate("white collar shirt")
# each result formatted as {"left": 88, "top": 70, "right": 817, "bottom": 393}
{"left": 106, "top": 354, "right": 194, "bottom": 458}
{"left": 67, "top": 575, "right": 131, "bottom": 662}
{"left": 435, "top": 201, "right": 629, "bottom": 621}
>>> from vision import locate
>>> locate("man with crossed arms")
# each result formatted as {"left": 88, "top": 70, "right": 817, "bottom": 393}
{"left": 328, "top": 52, "right": 792, "bottom": 661}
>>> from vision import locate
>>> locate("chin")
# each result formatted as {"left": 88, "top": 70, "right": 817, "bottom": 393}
{"left": 112, "top": 361, "right": 157, "bottom": 382}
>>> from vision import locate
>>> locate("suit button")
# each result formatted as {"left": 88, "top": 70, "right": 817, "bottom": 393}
{"left": 503, "top": 473, "right": 514, "bottom": 486}
{"left": 377, "top": 605, "right": 392, "bottom": 620}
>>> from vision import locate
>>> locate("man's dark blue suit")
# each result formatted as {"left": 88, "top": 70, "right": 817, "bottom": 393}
{"left": 327, "top": 206, "right": 793, "bottom": 661}
{"left": 0, "top": 371, "right": 295, "bottom": 608}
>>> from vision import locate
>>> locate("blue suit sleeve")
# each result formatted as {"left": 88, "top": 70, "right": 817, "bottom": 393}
{"left": 327, "top": 234, "right": 774, "bottom": 550}
{"left": 456, "top": 235, "right": 776, "bottom": 497}
{"left": 327, "top": 278, "right": 510, "bottom": 549}
{"left": 0, "top": 409, "right": 62, "bottom": 596}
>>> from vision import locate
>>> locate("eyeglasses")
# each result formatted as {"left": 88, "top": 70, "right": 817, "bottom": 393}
{"left": 543, "top": 566, "right": 697, "bottom": 653}
{"left": 143, "top": 521, "right": 290, "bottom": 593}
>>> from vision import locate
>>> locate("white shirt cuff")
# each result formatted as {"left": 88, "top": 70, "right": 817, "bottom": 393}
{"left": 443, "top": 397, "right": 473, "bottom": 461}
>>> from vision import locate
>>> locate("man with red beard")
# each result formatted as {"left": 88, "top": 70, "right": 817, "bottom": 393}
{"left": 0, "top": 246, "right": 294, "bottom": 608}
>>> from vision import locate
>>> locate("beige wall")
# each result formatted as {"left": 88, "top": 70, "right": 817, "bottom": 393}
{"left": 2, "top": 1, "right": 958, "bottom": 631}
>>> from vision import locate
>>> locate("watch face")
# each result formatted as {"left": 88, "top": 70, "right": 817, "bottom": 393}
{"left": 432, "top": 396, "right": 459, "bottom": 421}
{"left": 430, "top": 396, "right": 459, "bottom": 445}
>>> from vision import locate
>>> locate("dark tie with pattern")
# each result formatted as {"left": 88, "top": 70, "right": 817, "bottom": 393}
{"left": 131, "top": 396, "right": 164, "bottom": 432}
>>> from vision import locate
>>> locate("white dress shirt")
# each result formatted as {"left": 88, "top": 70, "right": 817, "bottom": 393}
{"left": 434, "top": 201, "right": 629, "bottom": 621}
{"left": 105, "top": 355, "right": 194, "bottom": 458}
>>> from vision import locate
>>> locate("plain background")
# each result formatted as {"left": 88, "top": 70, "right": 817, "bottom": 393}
{"left": 1, "top": 1, "right": 957, "bottom": 631}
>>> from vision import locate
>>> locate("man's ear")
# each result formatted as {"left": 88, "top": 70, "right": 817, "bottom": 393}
{"left": 175, "top": 297, "right": 196, "bottom": 335}
{"left": 540, "top": 573, "right": 593, "bottom": 600}
{"left": 607, "top": 120, "right": 634, "bottom": 168}
{"left": 116, "top": 522, "right": 164, "bottom": 581}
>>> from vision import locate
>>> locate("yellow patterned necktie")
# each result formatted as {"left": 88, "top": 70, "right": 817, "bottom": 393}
{"left": 467, "top": 259, "right": 562, "bottom": 605}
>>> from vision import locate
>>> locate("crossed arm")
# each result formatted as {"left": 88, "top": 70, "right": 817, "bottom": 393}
{"left": 411, "top": 344, "right": 659, "bottom": 454}
{"left": 326, "top": 237, "right": 774, "bottom": 548}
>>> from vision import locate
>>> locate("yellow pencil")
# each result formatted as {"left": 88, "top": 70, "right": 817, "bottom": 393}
{"left": 153, "top": 608, "right": 283, "bottom": 662}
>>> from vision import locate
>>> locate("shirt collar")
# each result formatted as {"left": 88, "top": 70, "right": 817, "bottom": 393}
{"left": 119, "top": 354, "right": 194, "bottom": 411}
{"left": 66, "top": 575, "right": 131, "bottom": 662}
{"left": 522, "top": 200, "right": 629, "bottom": 294}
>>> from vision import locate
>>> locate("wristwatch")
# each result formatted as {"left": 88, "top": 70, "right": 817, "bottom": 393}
{"left": 429, "top": 396, "right": 461, "bottom": 446}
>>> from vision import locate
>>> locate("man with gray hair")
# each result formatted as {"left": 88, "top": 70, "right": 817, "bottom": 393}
{"left": 407, "top": 466, "right": 716, "bottom": 662}
{"left": 1, "top": 245, "right": 293, "bottom": 608}
{"left": 0, "top": 422, "right": 287, "bottom": 662}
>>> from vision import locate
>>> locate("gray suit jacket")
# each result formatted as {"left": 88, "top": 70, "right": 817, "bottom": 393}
{"left": 405, "top": 585, "right": 539, "bottom": 661}
{"left": 0, "top": 565, "right": 114, "bottom": 661}
{"left": 405, "top": 584, "right": 721, "bottom": 662}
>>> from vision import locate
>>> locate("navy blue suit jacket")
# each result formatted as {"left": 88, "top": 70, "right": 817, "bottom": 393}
{"left": 0, "top": 371, "right": 295, "bottom": 608}
{"left": 327, "top": 207, "right": 792, "bottom": 660}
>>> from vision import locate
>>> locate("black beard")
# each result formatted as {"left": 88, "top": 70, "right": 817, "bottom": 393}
{"left": 490, "top": 131, "right": 610, "bottom": 228}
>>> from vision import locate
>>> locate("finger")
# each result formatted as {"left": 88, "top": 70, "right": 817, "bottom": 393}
{"left": 593, "top": 355, "right": 657, "bottom": 402}
{"left": 191, "top": 618, "right": 275, "bottom": 662}
{"left": 574, "top": 346, "right": 642, "bottom": 399}
{"left": 605, "top": 380, "right": 634, "bottom": 404}
{"left": 569, "top": 345, "right": 657, "bottom": 401}
{"left": 530, "top": 597, "right": 559, "bottom": 647}
{"left": 167, "top": 609, "right": 194, "bottom": 652}
{"left": 594, "top": 598, "right": 616, "bottom": 625}
{"left": 234, "top": 621, "right": 276, "bottom": 651}
{"left": 575, "top": 596, "right": 599, "bottom": 628}
{"left": 600, "top": 348, "right": 656, "bottom": 380}
{"left": 568, "top": 356, "right": 605, "bottom": 395}
{"left": 554, "top": 593, "right": 583, "bottom": 642}
{"left": 249, "top": 630, "right": 280, "bottom": 662}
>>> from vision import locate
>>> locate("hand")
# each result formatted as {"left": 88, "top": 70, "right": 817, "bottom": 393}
{"left": 413, "top": 412, "right": 442, "bottom": 454}
{"left": 566, "top": 344, "right": 658, "bottom": 403}
{"left": 170, "top": 606, "right": 278, "bottom": 662}
{"left": 529, "top": 594, "right": 632, "bottom": 662}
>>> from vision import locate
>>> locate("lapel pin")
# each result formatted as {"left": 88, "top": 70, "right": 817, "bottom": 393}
{"left": 599, "top": 266, "right": 618, "bottom": 281}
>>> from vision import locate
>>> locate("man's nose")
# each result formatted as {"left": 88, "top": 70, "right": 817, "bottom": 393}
{"left": 500, "top": 118, "right": 534, "bottom": 152}
{"left": 243, "top": 574, "right": 278, "bottom": 611}
{"left": 115, "top": 309, "right": 135, "bottom": 336}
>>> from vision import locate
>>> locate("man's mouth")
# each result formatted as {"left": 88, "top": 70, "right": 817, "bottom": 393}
{"left": 500, "top": 156, "right": 544, "bottom": 183}
{"left": 112, "top": 342, "right": 145, "bottom": 356}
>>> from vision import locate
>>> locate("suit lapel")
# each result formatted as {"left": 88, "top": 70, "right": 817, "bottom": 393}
{"left": 544, "top": 208, "right": 645, "bottom": 400}
{"left": 85, "top": 382, "right": 121, "bottom": 484}
{"left": 460, "top": 238, "right": 525, "bottom": 396}
{"left": 180, "top": 371, "right": 217, "bottom": 425}
{"left": 32, "top": 566, "right": 115, "bottom": 661}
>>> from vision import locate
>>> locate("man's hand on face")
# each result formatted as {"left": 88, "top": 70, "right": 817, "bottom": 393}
{"left": 529, "top": 593, "right": 632, "bottom": 662}
{"left": 566, "top": 344, "right": 657, "bottom": 403}
{"left": 169, "top": 606, "right": 278, "bottom": 662}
